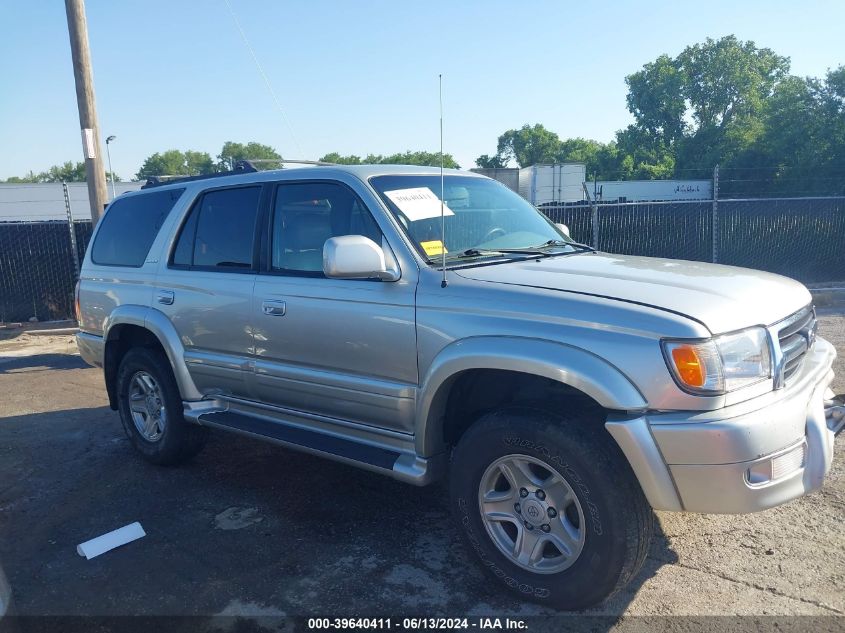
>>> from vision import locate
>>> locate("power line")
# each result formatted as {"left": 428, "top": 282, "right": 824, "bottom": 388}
{"left": 221, "top": 0, "right": 303, "bottom": 158}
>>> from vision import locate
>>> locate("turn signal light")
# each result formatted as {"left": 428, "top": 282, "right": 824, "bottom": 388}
{"left": 671, "top": 345, "right": 705, "bottom": 388}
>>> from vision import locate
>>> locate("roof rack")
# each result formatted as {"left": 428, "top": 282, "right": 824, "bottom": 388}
{"left": 141, "top": 160, "right": 257, "bottom": 189}
{"left": 140, "top": 159, "right": 336, "bottom": 189}
{"left": 246, "top": 158, "right": 337, "bottom": 167}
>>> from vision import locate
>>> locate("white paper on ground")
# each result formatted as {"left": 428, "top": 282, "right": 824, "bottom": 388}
{"left": 383, "top": 187, "right": 454, "bottom": 222}
{"left": 77, "top": 522, "right": 146, "bottom": 559}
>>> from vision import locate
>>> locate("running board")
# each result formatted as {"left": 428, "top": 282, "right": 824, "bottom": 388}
{"left": 197, "top": 409, "right": 402, "bottom": 471}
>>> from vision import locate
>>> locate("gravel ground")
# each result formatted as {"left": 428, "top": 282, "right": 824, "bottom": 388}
{"left": 0, "top": 315, "right": 842, "bottom": 624}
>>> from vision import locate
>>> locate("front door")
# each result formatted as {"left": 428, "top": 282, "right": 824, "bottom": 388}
{"left": 251, "top": 180, "right": 418, "bottom": 433}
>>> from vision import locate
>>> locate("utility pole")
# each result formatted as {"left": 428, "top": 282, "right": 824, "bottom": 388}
{"left": 65, "top": 0, "right": 108, "bottom": 223}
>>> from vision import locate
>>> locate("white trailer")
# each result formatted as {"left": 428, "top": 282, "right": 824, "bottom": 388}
{"left": 470, "top": 168, "right": 520, "bottom": 193}
{"left": 592, "top": 179, "right": 712, "bottom": 202}
{"left": 518, "top": 163, "right": 586, "bottom": 206}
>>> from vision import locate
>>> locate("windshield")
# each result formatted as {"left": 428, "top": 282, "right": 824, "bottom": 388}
{"left": 370, "top": 175, "right": 571, "bottom": 262}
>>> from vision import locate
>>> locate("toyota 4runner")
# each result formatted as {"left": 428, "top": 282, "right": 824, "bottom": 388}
{"left": 76, "top": 163, "right": 842, "bottom": 609}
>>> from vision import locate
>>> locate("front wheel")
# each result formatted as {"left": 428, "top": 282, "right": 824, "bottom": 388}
{"left": 450, "top": 407, "right": 654, "bottom": 610}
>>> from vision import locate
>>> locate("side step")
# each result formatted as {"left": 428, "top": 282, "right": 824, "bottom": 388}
{"left": 197, "top": 410, "right": 402, "bottom": 471}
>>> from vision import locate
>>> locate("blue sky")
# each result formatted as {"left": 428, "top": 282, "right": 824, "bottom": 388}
{"left": 1, "top": 1, "right": 843, "bottom": 180}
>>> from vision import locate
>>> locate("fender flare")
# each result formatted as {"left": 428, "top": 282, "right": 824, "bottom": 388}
{"left": 415, "top": 336, "right": 647, "bottom": 456}
{"left": 103, "top": 305, "right": 202, "bottom": 401}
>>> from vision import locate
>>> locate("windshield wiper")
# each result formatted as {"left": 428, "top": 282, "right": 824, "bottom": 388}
{"left": 534, "top": 239, "right": 595, "bottom": 252}
{"left": 440, "top": 241, "right": 594, "bottom": 265}
{"left": 450, "top": 248, "right": 547, "bottom": 260}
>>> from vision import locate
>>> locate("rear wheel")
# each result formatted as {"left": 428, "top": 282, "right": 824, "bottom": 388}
{"left": 450, "top": 406, "right": 654, "bottom": 610}
{"left": 116, "top": 347, "right": 207, "bottom": 465}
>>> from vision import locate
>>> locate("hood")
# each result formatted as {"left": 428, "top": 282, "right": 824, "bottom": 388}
{"left": 455, "top": 252, "right": 811, "bottom": 334}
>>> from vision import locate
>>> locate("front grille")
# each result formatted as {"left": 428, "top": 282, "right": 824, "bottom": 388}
{"left": 776, "top": 306, "right": 817, "bottom": 383}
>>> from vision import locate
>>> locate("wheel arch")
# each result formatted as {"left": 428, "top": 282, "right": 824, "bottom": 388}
{"left": 415, "top": 336, "right": 648, "bottom": 457}
{"left": 103, "top": 305, "right": 201, "bottom": 409}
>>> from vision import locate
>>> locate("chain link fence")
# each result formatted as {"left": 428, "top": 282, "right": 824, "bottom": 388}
{"left": 0, "top": 185, "right": 844, "bottom": 323}
{"left": 540, "top": 196, "right": 845, "bottom": 283}
{"left": 0, "top": 183, "right": 94, "bottom": 323}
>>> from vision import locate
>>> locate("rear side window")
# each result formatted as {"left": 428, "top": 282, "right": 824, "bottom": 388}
{"left": 171, "top": 186, "right": 261, "bottom": 269}
{"left": 91, "top": 188, "right": 185, "bottom": 267}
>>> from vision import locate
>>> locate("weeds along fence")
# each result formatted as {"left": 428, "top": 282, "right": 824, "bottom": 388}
{"left": 0, "top": 186, "right": 844, "bottom": 323}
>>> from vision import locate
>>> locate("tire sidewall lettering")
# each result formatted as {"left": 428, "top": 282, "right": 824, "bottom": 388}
{"left": 503, "top": 435, "right": 603, "bottom": 536}
{"left": 457, "top": 497, "right": 551, "bottom": 599}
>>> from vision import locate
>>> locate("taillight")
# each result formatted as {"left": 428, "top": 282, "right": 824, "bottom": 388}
{"left": 74, "top": 280, "right": 81, "bottom": 324}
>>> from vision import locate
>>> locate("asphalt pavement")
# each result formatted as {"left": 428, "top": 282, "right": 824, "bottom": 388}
{"left": 0, "top": 317, "right": 843, "bottom": 624}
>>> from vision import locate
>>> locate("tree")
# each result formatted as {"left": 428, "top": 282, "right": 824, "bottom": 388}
{"left": 2, "top": 163, "right": 119, "bottom": 183}
{"left": 319, "top": 152, "right": 363, "bottom": 165}
{"left": 623, "top": 36, "right": 790, "bottom": 173}
{"left": 3, "top": 171, "right": 39, "bottom": 183}
{"left": 136, "top": 150, "right": 216, "bottom": 179}
{"left": 37, "top": 161, "right": 87, "bottom": 182}
{"left": 378, "top": 150, "right": 459, "bottom": 168}
{"left": 494, "top": 124, "right": 562, "bottom": 168}
{"left": 318, "top": 151, "right": 459, "bottom": 168}
{"left": 219, "top": 141, "right": 281, "bottom": 170}
{"left": 474, "top": 154, "right": 506, "bottom": 169}
{"left": 746, "top": 66, "right": 845, "bottom": 195}
{"left": 556, "top": 138, "right": 621, "bottom": 180}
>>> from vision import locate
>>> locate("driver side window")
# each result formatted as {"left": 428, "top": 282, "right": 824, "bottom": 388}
{"left": 271, "top": 182, "right": 382, "bottom": 274}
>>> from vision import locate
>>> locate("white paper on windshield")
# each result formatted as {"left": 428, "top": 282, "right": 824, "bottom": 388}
{"left": 383, "top": 187, "right": 454, "bottom": 222}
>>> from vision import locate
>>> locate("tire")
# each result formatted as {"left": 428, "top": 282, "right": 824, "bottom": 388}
{"left": 450, "top": 406, "right": 653, "bottom": 610}
{"left": 116, "top": 346, "right": 207, "bottom": 465}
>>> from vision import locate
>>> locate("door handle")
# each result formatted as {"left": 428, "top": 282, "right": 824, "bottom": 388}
{"left": 262, "top": 300, "right": 286, "bottom": 316}
{"left": 156, "top": 290, "right": 174, "bottom": 305}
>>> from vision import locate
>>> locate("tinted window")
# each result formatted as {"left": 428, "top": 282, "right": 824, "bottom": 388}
{"left": 272, "top": 182, "right": 382, "bottom": 273}
{"left": 171, "top": 203, "right": 198, "bottom": 267}
{"left": 91, "top": 188, "right": 184, "bottom": 267}
{"left": 172, "top": 186, "right": 261, "bottom": 269}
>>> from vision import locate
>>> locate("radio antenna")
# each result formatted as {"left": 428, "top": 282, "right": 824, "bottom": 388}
{"left": 439, "top": 73, "right": 447, "bottom": 288}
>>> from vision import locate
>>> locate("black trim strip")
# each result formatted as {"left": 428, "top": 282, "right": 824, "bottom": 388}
{"left": 198, "top": 410, "right": 401, "bottom": 470}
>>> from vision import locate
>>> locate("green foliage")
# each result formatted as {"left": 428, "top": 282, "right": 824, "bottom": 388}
{"left": 3, "top": 171, "right": 39, "bottom": 183}
{"left": 319, "top": 152, "right": 363, "bottom": 165}
{"left": 218, "top": 141, "right": 281, "bottom": 170}
{"left": 477, "top": 127, "right": 619, "bottom": 179}
{"left": 480, "top": 36, "right": 842, "bottom": 195}
{"left": 37, "top": 161, "right": 88, "bottom": 182}
{"left": 319, "top": 151, "right": 459, "bottom": 169}
{"left": 619, "top": 36, "right": 790, "bottom": 177}
{"left": 474, "top": 154, "right": 507, "bottom": 169}
{"left": 136, "top": 149, "right": 216, "bottom": 180}
{"left": 2, "top": 162, "right": 119, "bottom": 183}
{"left": 494, "top": 124, "right": 562, "bottom": 168}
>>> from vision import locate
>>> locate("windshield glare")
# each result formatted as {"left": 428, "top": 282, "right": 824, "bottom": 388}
{"left": 370, "top": 175, "right": 569, "bottom": 262}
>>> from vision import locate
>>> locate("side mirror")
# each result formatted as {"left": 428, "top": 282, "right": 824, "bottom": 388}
{"left": 556, "top": 223, "right": 571, "bottom": 238}
{"left": 323, "top": 235, "right": 399, "bottom": 281}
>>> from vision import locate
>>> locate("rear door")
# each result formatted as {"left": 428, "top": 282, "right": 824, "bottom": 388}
{"left": 154, "top": 184, "right": 264, "bottom": 399}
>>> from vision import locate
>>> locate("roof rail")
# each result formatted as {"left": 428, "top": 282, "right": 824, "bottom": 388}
{"left": 140, "top": 158, "right": 338, "bottom": 189}
{"left": 140, "top": 160, "right": 258, "bottom": 189}
{"left": 246, "top": 159, "right": 337, "bottom": 166}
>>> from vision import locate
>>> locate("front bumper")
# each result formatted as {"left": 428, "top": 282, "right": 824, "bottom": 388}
{"left": 607, "top": 337, "right": 838, "bottom": 513}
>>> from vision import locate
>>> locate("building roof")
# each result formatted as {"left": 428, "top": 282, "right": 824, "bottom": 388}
{"left": 0, "top": 182, "right": 143, "bottom": 222}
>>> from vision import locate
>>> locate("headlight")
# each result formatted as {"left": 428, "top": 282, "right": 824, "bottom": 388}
{"left": 662, "top": 327, "right": 771, "bottom": 394}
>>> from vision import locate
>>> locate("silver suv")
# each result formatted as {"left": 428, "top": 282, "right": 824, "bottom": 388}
{"left": 76, "top": 164, "right": 840, "bottom": 609}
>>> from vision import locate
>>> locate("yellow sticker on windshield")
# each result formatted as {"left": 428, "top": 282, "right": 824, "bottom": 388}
{"left": 420, "top": 240, "right": 448, "bottom": 256}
